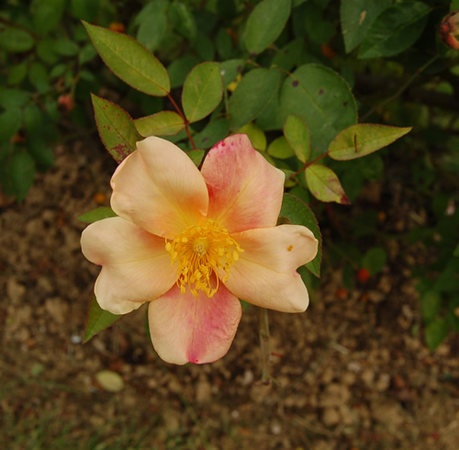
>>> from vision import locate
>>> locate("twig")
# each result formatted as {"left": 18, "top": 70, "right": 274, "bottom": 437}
{"left": 258, "top": 307, "right": 271, "bottom": 384}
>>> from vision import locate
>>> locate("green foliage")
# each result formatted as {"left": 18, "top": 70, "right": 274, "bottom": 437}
{"left": 415, "top": 205, "right": 459, "bottom": 350}
{"left": 243, "top": 0, "right": 292, "bottom": 54}
{"left": 91, "top": 94, "right": 140, "bottom": 163}
{"left": 135, "top": 111, "right": 185, "bottom": 137}
{"left": 84, "top": 297, "right": 120, "bottom": 343}
{"left": 329, "top": 124, "right": 412, "bottom": 161}
{"left": 78, "top": 0, "right": 421, "bottom": 339}
{"left": 228, "top": 68, "right": 282, "bottom": 130}
{"left": 305, "top": 165, "right": 349, "bottom": 204}
{"left": 182, "top": 62, "right": 223, "bottom": 123}
{"left": 83, "top": 21, "right": 171, "bottom": 96}
{"left": 280, "top": 64, "right": 358, "bottom": 155}
{"left": 283, "top": 115, "right": 311, "bottom": 163}
{"left": 0, "top": 0, "right": 119, "bottom": 200}
{"left": 78, "top": 206, "right": 117, "bottom": 223}
{"left": 3, "top": 0, "right": 457, "bottom": 348}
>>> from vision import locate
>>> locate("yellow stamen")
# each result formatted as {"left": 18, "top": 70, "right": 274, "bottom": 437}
{"left": 165, "top": 220, "right": 243, "bottom": 297}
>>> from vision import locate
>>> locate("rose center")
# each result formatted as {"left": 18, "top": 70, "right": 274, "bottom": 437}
{"left": 165, "top": 220, "right": 243, "bottom": 297}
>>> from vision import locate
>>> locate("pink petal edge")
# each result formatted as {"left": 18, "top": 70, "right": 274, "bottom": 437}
{"left": 201, "top": 134, "right": 285, "bottom": 233}
{"left": 148, "top": 284, "right": 242, "bottom": 365}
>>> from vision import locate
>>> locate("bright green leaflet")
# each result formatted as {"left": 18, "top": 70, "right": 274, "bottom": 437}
{"left": 83, "top": 21, "right": 170, "bottom": 96}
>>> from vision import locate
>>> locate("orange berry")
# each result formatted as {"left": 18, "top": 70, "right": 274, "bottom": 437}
{"left": 335, "top": 287, "right": 349, "bottom": 300}
{"left": 93, "top": 192, "right": 107, "bottom": 205}
{"left": 109, "top": 22, "right": 125, "bottom": 33}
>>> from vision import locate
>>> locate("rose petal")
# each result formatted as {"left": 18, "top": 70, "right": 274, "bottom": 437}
{"left": 224, "top": 225, "right": 318, "bottom": 312}
{"left": 148, "top": 284, "right": 242, "bottom": 364}
{"left": 111, "top": 136, "right": 208, "bottom": 237}
{"left": 201, "top": 134, "right": 285, "bottom": 232}
{"left": 81, "top": 217, "right": 176, "bottom": 314}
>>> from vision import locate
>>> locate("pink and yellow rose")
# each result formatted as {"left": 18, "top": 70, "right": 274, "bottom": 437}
{"left": 81, "top": 134, "right": 318, "bottom": 364}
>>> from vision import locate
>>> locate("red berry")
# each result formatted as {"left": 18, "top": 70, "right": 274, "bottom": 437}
{"left": 356, "top": 268, "right": 371, "bottom": 284}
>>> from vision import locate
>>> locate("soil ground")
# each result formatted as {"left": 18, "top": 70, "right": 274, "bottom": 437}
{"left": 1, "top": 139, "right": 458, "bottom": 450}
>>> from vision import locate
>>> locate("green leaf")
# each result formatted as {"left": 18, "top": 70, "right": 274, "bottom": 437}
{"left": 78, "top": 207, "right": 117, "bottom": 223}
{"left": 91, "top": 94, "right": 141, "bottom": 163}
{"left": 193, "top": 118, "right": 230, "bottom": 149}
{"left": 243, "top": 0, "right": 292, "bottom": 54}
{"left": 78, "top": 44, "right": 97, "bottom": 65}
{"left": 0, "top": 108, "right": 22, "bottom": 141}
{"left": 29, "top": 62, "right": 49, "bottom": 94}
{"left": 267, "top": 136, "right": 294, "bottom": 159}
{"left": 362, "top": 247, "right": 387, "bottom": 274}
{"left": 169, "top": 1, "right": 197, "bottom": 42}
{"left": 23, "top": 103, "right": 44, "bottom": 135}
{"left": 220, "top": 59, "right": 244, "bottom": 87}
{"left": 280, "top": 193, "right": 322, "bottom": 277}
{"left": 216, "top": 28, "right": 233, "bottom": 60}
{"left": 84, "top": 297, "right": 121, "bottom": 343}
{"left": 328, "top": 124, "right": 411, "bottom": 160}
{"left": 228, "top": 68, "right": 282, "bottom": 130}
{"left": 37, "top": 39, "right": 58, "bottom": 64}
{"left": 168, "top": 55, "right": 200, "bottom": 89}
{"left": 134, "top": 0, "right": 168, "bottom": 51}
{"left": 70, "top": 0, "right": 100, "bottom": 21}
{"left": 303, "top": 2, "right": 335, "bottom": 45}
{"left": 425, "top": 318, "right": 448, "bottom": 351}
{"left": 182, "top": 62, "right": 223, "bottom": 123}
{"left": 8, "top": 62, "right": 28, "bottom": 85}
{"left": 236, "top": 123, "right": 266, "bottom": 151}
{"left": 188, "top": 149, "right": 206, "bottom": 166}
{"left": 83, "top": 21, "right": 170, "bottom": 96}
{"left": 0, "top": 27, "right": 34, "bottom": 53}
{"left": 255, "top": 89, "right": 283, "bottom": 130}
{"left": 280, "top": 63, "right": 357, "bottom": 156}
{"left": 420, "top": 290, "right": 441, "bottom": 322}
{"left": 53, "top": 38, "right": 80, "bottom": 56}
{"left": 283, "top": 115, "right": 311, "bottom": 163}
{"left": 272, "top": 38, "right": 309, "bottom": 72}
{"left": 0, "top": 150, "right": 36, "bottom": 201}
{"left": 192, "top": 31, "right": 215, "bottom": 60}
{"left": 28, "top": 139, "right": 55, "bottom": 170}
{"left": 358, "top": 2, "right": 431, "bottom": 59}
{"left": 0, "top": 88, "right": 30, "bottom": 108}
{"left": 305, "top": 164, "right": 350, "bottom": 204}
{"left": 340, "top": 0, "right": 391, "bottom": 53}
{"left": 31, "top": 0, "right": 66, "bottom": 35}
{"left": 135, "top": 111, "right": 185, "bottom": 137}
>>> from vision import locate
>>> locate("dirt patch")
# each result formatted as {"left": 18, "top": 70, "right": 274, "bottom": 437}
{"left": 1, "top": 140, "right": 458, "bottom": 449}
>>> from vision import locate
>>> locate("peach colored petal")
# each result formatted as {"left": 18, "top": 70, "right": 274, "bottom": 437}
{"left": 148, "top": 284, "right": 242, "bottom": 364}
{"left": 81, "top": 217, "right": 176, "bottom": 314}
{"left": 224, "top": 225, "right": 318, "bottom": 312}
{"left": 201, "top": 134, "right": 285, "bottom": 233}
{"left": 111, "top": 136, "right": 208, "bottom": 238}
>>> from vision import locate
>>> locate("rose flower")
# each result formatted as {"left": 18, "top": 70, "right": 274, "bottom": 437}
{"left": 81, "top": 134, "right": 318, "bottom": 364}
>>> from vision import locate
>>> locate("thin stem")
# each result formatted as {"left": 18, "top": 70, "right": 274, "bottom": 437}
{"left": 258, "top": 307, "right": 271, "bottom": 384}
{"left": 167, "top": 93, "right": 197, "bottom": 149}
{"left": 361, "top": 54, "right": 440, "bottom": 121}
{"left": 287, "top": 150, "right": 329, "bottom": 181}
